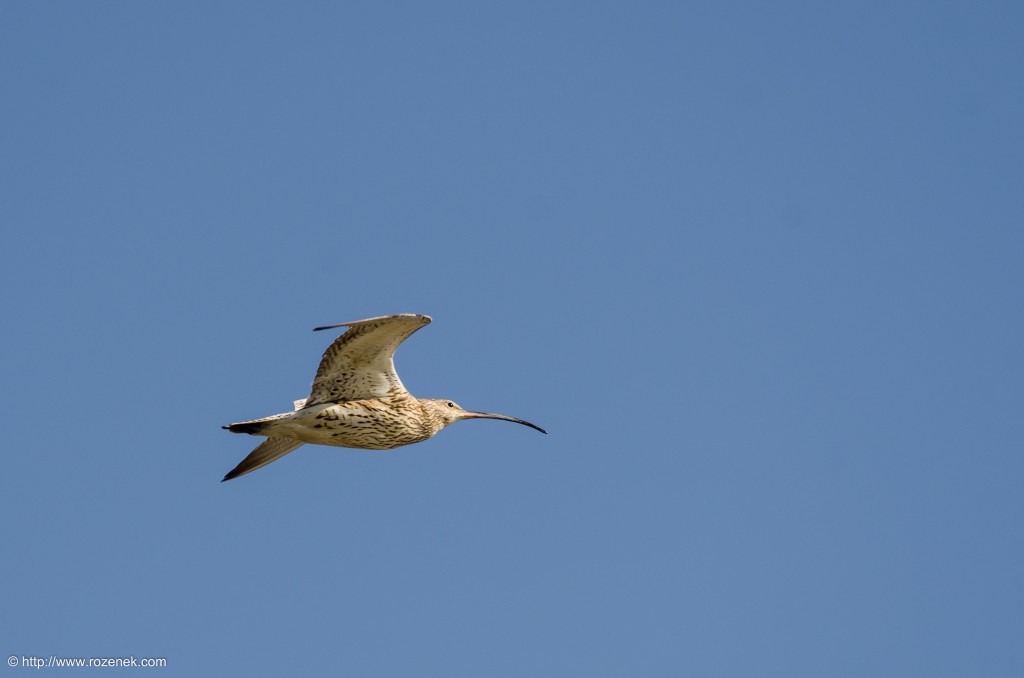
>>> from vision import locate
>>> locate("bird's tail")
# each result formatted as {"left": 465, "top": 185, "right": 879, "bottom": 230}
{"left": 221, "top": 411, "right": 293, "bottom": 435}
{"left": 223, "top": 421, "right": 265, "bottom": 434}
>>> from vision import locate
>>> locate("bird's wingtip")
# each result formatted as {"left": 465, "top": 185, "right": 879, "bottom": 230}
{"left": 313, "top": 313, "right": 431, "bottom": 332}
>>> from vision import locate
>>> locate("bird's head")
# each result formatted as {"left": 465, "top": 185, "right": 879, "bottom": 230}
{"left": 420, "top": 399, "right": 547, "bottom": 435}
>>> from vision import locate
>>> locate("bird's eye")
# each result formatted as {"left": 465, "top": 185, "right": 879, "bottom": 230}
{"left": 447, "top": 402, "right": 455, "bottom": 408}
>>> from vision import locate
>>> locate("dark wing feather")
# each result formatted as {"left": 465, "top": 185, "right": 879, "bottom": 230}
{"left": 222, "top": 437, "right": 304, "bottom": 481}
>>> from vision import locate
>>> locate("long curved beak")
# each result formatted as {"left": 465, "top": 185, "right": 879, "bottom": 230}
{"left": 460, "top": 411, "right": 547, "bottom": 434}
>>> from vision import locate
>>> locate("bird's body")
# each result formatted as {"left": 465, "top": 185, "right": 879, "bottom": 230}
{"left": 222, "top": 314, "right": 545, "bottom": 481}
{"left": 230, "top": 394, "right": 435, "bottom": 450}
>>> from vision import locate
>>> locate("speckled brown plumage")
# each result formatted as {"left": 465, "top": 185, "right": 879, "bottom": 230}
{"left": 222, "top": 314, "right": 545, "bottom": 481}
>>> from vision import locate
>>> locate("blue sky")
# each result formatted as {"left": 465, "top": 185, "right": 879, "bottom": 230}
{"left": 2, "top": 1, "right": 1022, "bottom": 675}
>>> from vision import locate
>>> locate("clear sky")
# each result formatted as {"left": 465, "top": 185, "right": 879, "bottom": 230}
{"left": 2, "top": 1, "right": 1022, "bottom": 676}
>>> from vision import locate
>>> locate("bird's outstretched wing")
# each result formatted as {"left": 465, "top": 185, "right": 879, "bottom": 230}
{"left": 304, "top": 314, "right": 432, "bottom": 407}
{"left": 222, "top": 437, "right": 305, "bottom": 481}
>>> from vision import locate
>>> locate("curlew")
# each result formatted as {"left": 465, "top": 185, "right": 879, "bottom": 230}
{"left": 221, "top": 314, "right": 546, "bottom": 481}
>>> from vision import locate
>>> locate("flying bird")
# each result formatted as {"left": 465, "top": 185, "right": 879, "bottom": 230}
{"left": 222, "top": 314, "right": 545, "bottom": 481}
